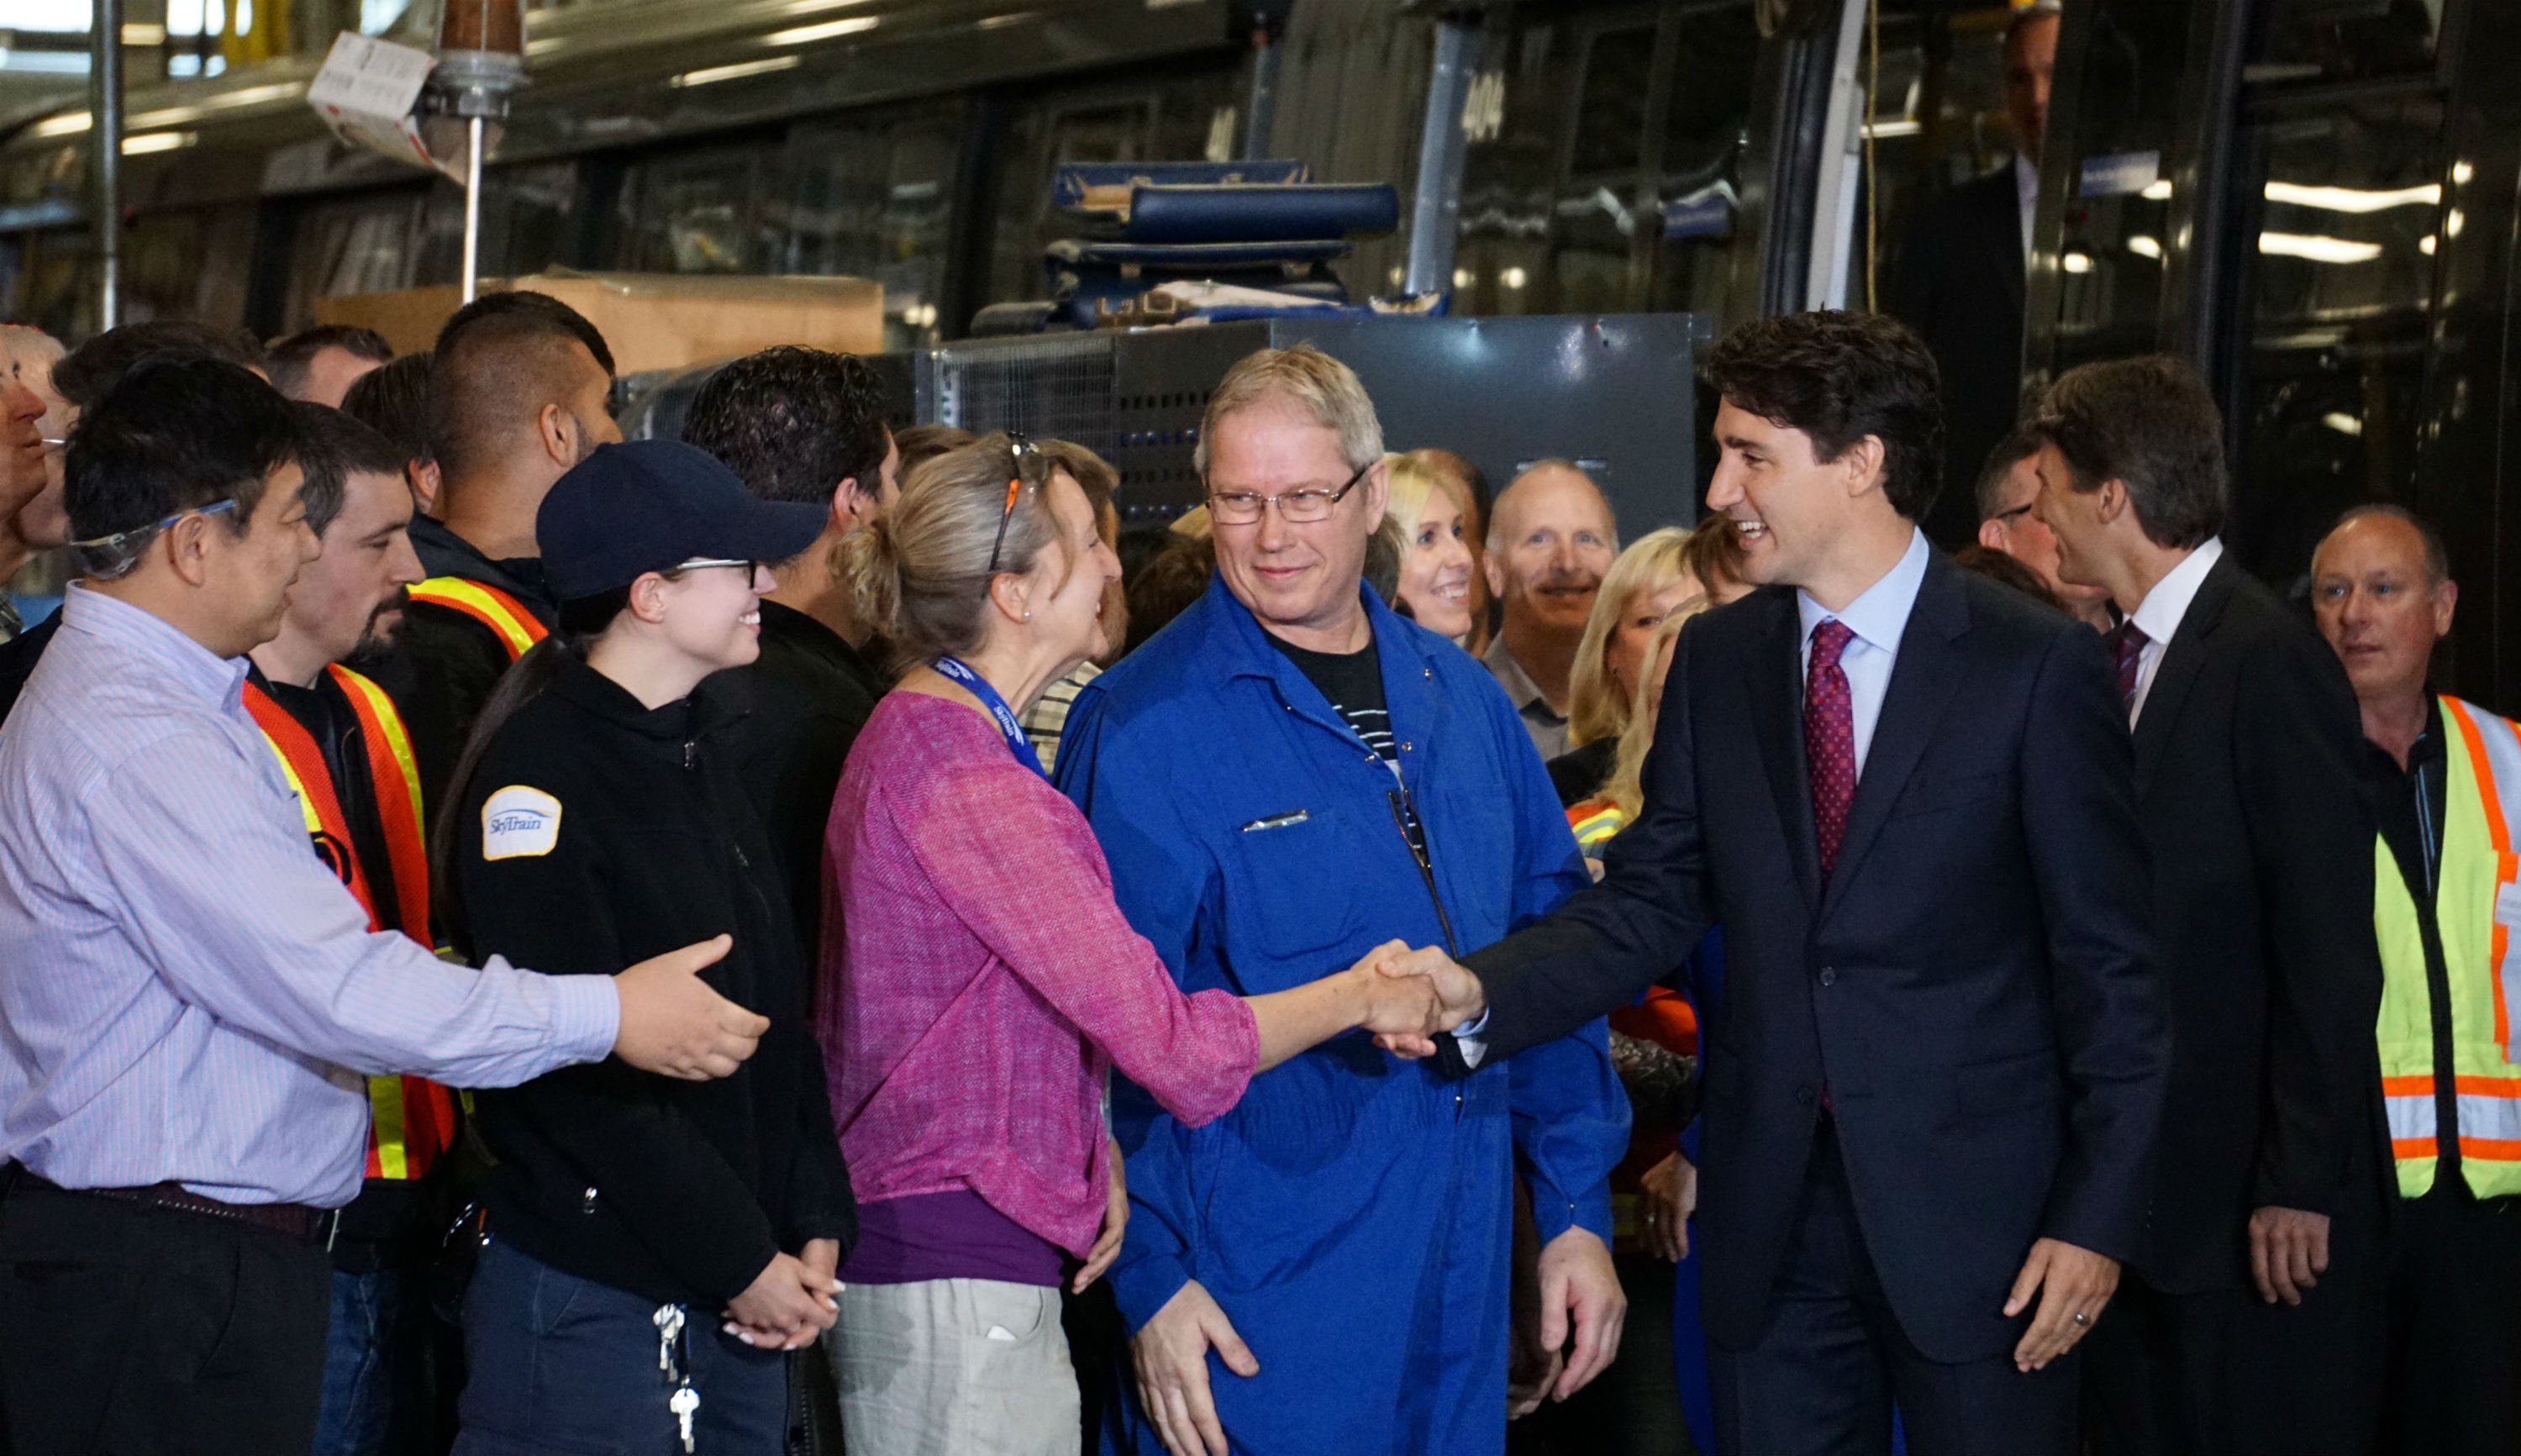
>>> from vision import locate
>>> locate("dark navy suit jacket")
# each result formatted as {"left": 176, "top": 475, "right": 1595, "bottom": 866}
{"left": 1452, "top": 547, "right": 2170, "bottom": 1363}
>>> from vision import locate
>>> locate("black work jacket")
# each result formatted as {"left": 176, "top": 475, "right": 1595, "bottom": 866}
{"left": 450, "top": 654, "right": 855, "bottom": 1306}
{"left": 693, "top": 602, "right": 883, "bottom": 964}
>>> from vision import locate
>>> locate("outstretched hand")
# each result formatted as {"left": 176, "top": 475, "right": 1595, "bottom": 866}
{"left": 1365, "top": 945, "right": 1488, "bottom": 1059}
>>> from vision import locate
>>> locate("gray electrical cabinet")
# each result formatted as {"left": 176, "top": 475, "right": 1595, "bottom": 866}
{"left": 917, "top": 313, "right": 1712, "bottom": 537}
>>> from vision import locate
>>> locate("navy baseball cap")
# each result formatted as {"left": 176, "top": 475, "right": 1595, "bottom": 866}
{"left": 538, "top": 439, "right": 828, "bottom": 602}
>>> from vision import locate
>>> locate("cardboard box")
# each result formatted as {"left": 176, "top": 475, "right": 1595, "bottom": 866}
{"left": 316, "top": 271, "right": 886, "bottom": 373}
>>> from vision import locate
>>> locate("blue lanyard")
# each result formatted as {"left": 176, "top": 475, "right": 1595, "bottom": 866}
{"left": 934, "top": 655, "right": 1050, "bottom": 781}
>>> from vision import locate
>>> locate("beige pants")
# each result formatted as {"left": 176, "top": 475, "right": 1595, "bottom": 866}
{"left": 826, "top": 1278, "right": 1081, "bottom": 1456}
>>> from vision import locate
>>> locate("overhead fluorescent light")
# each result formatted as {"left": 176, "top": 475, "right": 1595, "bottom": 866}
{"left": 766, "top": 15, "right": 877, "bottom": 45}
{"left": 976, "top": 11, "right": 1035, "bottom": 28}
{"left": 2264, "top": 181, "right": 2439, "bottom": 214}
{"left": 2061, "top": 250, "right": 2094, "bottom": 274}
{"left": 30, "top": 111, "right": 90, "bottom": 137}
{"left": 2260, "top": 232, "right": 2385, "bottom": 264}
{"left": 668, "top": 55, "right": 799, "bottom": 87}
{"left": 2321, "top": 413, "right": 2363, "bottom": 437}
{"left": 2140, "top": 179, "right": 2173, "bottom": 202}
{"left": 119, "top": 22, "right": 166, "bottom": 45}
{"left": 1860, "top": 118, "right": 1921, "bottom": 139}
{"left": 2419, "top": 234, "right": 2437, "bottom": 255}
{"left": 120, "top": 129, "right": 194, "bottom": 155}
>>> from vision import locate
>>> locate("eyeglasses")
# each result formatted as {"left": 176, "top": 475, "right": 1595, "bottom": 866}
{"left": 66, "top": 497, "right": 240, "bottom": 579}
{"left": 673, "top": 557, "right": 762, "bottom": 576}
{"left": 988, "top": 433, "right": 1045, "bottom": 575}
{"left": 1205, "top": 458, "right": 1372, "bottom": 527}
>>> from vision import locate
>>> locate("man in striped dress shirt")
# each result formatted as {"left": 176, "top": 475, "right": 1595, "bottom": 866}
{"left": 0, "top": 358, "right": 766, "bottom": 1454}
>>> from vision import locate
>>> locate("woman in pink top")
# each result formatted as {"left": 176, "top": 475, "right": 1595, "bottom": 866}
{"left": 818, "top": 434, "right": 1442, "bottom": 1456}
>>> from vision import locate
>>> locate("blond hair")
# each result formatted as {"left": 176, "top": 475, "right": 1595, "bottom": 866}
{"left": 1193, "top": 344, "right": 1382, "bottom": 477}
{"left": 1385, "top": 450, "right": 1443, "bottom": 539}
{"left": 1597, "top": 603, "right": 1704, "bottom": 816}
{"left": 1567, "top": 526, "right": 1696, "bottom": 748}
{"left": 836, "top": 432, "right": 1067, "bottom": 671}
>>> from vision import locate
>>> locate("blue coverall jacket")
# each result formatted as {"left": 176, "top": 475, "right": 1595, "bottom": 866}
{"left": 1055, "top": 573, "right": 1629, "bottom": 1456}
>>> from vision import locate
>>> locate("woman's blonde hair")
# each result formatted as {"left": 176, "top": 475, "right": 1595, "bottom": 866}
{"left": 1384, "top": 450, "right": 1443, "bottom": 539}
{"left": 835, "top": 431, "right": 1070, "bottom": 672}
{"left": 1597, "top": 602, "right": 1705, "bottom": 817}
{"left": 1567, "top": 526, "right": 1696, "bottom": 749}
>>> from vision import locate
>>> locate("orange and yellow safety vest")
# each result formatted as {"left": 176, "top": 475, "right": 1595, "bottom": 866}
{"left": 408, "top": 576, "right": 549, "bottom": 661}
{"left": 244, "top": 665, "right": 460, "bottom": 1183}
{"left": 2376, "top": 695, "right": 2521, "bottom": 1199}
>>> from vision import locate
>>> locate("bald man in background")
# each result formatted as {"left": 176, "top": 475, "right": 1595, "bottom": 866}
{"left": 1483, "top": 460, "right": 1619, "bottom": 759}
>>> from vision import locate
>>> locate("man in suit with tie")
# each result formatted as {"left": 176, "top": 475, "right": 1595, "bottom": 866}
{"left": 2029, "top": 355, "right": 2387, "bottom": 1456}
{"left": 1889, "top": 0, "right": 2060, "bottom": 549}
{"left": 1381, "top": 308, "right": 2167, "bottom": 1456}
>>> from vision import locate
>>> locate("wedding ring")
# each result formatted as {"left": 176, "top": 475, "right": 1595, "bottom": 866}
{"left": 2071, "top": 1311, "right": 2090, "bottom": 1326}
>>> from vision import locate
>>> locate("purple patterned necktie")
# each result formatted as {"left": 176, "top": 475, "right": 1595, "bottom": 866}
{"left": 1806, "top": 619, "right": 1858, "bottom": 876}
{"left": 2108, "top": 620, "right": 2150, "bottom": 719}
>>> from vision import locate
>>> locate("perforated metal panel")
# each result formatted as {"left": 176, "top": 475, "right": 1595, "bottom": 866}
{"left": 927, "top": 333, "right": 1120, "bottom": 461}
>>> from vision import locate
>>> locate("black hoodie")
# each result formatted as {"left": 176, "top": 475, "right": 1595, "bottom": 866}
{"left": 450, "top": 653, "right": 855, "bottom": 1306}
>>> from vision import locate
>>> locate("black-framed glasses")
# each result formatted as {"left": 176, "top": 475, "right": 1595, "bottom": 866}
{"left": 988, "top": 433, "right": 1045, "bottom": 574}
{"left": 673, "top": 557, "right": 763, "bottom": 576}
{"left": 1204, "top": 458, "right": 1372, "bottom": 527}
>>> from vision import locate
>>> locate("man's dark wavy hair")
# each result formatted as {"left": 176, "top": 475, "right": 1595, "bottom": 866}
{"left": 1703, "top": 309, "right": 1945, "bottom": 523}
{"left": 682, "top": 346, "right": 892, "bottom": 507}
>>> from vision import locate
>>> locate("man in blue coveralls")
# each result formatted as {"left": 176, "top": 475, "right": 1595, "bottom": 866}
{"left": 1055, "top": 344, "right": 1630, "bottom": 1456}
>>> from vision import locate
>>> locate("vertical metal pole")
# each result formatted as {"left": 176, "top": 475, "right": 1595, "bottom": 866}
{"left": 1241, "top": 26, "right": 1281, "bottom": 160}
{"left": 91, "top": 0, "right": 124, "bottom": 329}
{"left": 1403, "top": 13, "right": 1476, "bottom": 297}
{"left": 461, "top": 113, "right": 483, "bottom": 302}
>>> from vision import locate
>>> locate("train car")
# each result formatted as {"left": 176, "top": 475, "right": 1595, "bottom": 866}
{"left": 0, "top": 0, "right": 2510, "bottom": 696}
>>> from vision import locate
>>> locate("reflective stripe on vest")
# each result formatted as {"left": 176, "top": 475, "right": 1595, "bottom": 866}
{"left": 2374, "top": 696, "right": 2521, "bottom": 1198}
{"left": 408, "top": 576, "right": 548, "bottom": 661}
{"left": 245, "top": 671, "right": 459, "bottom": 1183}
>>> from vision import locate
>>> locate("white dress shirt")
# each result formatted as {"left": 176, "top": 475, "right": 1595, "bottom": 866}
{"left": 2015, "top": 153, "right": 2039, "bottom": 265}
{"left": 2124, "top": 536, "right": 2224, "bottom": 725}
{"left": 1797, "top": 527, "right": 1934, "bottom": 778}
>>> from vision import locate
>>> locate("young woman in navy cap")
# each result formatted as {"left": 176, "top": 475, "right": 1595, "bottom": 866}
{"left": 435, "top": 439, "right": 855, "bottom": 1455}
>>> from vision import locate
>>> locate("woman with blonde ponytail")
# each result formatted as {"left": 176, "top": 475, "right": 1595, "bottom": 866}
{"left": 816, "top": 434, "right": 1452, "bottom": 1455}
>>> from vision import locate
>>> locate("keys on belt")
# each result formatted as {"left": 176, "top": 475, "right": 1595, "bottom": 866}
{"left": 655, "top": 1303, "right": 700, "bottom": 1453}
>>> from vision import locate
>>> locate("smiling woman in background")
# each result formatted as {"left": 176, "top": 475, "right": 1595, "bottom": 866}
{"left": 1385, "top": 449, "right": 1478, "bottom": 643}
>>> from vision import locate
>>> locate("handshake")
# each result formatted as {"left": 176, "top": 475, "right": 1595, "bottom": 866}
{"left": 1343, "top": 940, "right": 1488, "bottom": 1059}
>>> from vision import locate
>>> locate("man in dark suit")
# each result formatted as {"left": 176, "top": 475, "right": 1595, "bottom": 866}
{"left": 1890, "top": 1, "right": 2058, "bottom": 549}
{"left": 2030, "top": 355, "right": 2387, "bottom": 1456}
{"left": 1380, "top": 309, "right": 2167, "bottom": 1456}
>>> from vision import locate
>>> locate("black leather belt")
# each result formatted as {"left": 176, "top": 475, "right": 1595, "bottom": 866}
{"left": 8, "top": 1166, "right": 339, "bottom": 1247}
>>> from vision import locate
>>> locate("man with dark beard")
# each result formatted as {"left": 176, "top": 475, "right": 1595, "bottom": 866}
{"left": 1483, "top": 460, "right": 1619, "bottom": 760}
{"left": 245, "top": 405, "right": 455, "bottom": 1456}
{"left": 378, "top": 292, "right": 619, "bottom": 799}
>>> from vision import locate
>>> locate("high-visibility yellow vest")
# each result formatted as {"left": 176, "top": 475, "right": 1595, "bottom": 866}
{"left": 408, "top": 577, "right": 549, "bottom": 661}
{"left": 2376, "top": 694, "right": 2521, "bottom": 1199}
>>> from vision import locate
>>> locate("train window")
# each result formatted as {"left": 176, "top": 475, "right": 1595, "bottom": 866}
{"left": 612, "top": 144, "right": 767, "bottom": 276}
{"left": 2041, "top": 0, "right": 2193, "bottom": 375}
{"left": 2250, "top": 0, "right": 2443, "bottom": 86}
{"left": 1648, "top": 1, "right": 1759, "bottom": 317}
{"left": 123, "top": 205, "right": 255, "bottom": 325}
{"left": 1455, "top": 4, "right": 1659, "bottom": 318}
{"left": 775, "top": 107, "right": 961, "bottom": 350}
{"left": 281, "top": 189, "right": 429, "bottom": 333}
{"left": 2223, "top": 94, "right": 2447, "bottom": 589}
{"left": 485, "top": 163, "right": 582, "bottom": 278}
